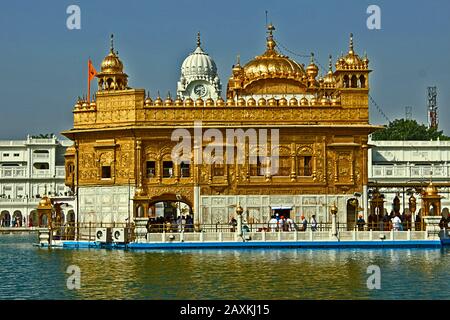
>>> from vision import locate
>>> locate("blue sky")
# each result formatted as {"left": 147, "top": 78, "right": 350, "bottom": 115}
{"left": 0, "top": 0, "right": 449, "bottom": 139}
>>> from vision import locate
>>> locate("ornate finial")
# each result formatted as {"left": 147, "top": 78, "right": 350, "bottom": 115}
{"left": 157, "top": 90, "right": 161, "bottom": 98}
{"left": 310, "top": 52, "right": 315, "bottom": 64}
{"left": 197, "top": 31, "right": 201, "bottom": 48}
{"left": 110, "top": 34, "right": 115, "bottom": 53}
{"left": 349, "top": 33, "right": 354, "bottom": 53}
{"left": 236, "top": 54, "right": 240, "bottom": 66}
{"left": 167, "top": 91, "right": 171, "bottom": 98}
{"left": 266, "top": 23, "right": 276, "bottom": 51}
{"left": 328, "top": 54, "right": 333, "bottom": 71}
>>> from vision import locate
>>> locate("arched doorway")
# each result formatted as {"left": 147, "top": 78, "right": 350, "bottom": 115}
{"left": 1, "top": 210, "right": 11, "bottom": 227}
{"left": 13, "top": 210, "right": 22, "bottom": 227}
{"left": 29, "top": 210, "right": 38, "bottom": 227}
{"left": 346, "top": 198, "right": 359, "bottom": 231}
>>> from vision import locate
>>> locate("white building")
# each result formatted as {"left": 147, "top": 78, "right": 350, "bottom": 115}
{"left": 368, "top": 137, "right": 450, "bottom": 216}
{"left": 0, "top": 135, "right": 74, "bottom": 227}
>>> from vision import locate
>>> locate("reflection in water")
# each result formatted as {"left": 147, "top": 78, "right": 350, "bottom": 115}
{"left": 0, "top": 234, "right": 449, "bottom": 299}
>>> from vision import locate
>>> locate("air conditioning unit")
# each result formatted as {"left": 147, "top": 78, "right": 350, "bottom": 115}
{"left": 112, "top": 228, "right": 129, "bottom": 243}
{"left": 95, "top": 228, "right": 112, "bottom": 243}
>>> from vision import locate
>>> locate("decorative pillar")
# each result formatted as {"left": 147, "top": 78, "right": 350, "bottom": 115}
{"left": 290, "top": 142, "right": 296, "bottom": 182}
{"left": 236, "top": 203, "right": 244, "bottom": 239}
{"left": 134, "top": 217, "right": 149, "bottom": 243}
{"left": 330, "top": 203, "right": 338, "bottom": 240}
{"left": 409, "top": 194, "right": 416, "bottom": 231}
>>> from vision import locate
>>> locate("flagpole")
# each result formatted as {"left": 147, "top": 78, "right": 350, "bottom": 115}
{"left": 88, "top": 58, "right": 91, "bottom": 104}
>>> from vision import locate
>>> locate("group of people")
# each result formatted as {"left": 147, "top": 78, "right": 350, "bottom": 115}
{"left": 146, "top": 215, "right": 194, "bottom": 233}
{"left": 267, "top": 214, "right": 318, "bottom": 232}
{"left": 0, "top": 217, "right": 26, "bottom": 228}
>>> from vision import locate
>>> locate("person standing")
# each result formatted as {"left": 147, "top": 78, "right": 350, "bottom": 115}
{"left": 311, "top": 215, "right": 318, "bottom": 231}
{"left": 357, "top": 215, "right": 366, "bottom": 231}
{"left": 286, "top": 216, "right": 295, "bottom": 231}
{"left": 300, "top": 215, "right": 308, "bottom": 231}
{"left": 268, "top": 215, "right": 278, "bottom": 232}
{"left": 392, "top": 214, "right": 402, "bottom": 231}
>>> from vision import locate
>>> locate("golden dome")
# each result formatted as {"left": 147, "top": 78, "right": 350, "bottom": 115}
{"left": 242, "top": 24, "right": 306, "bottom": 87}
{"left": 424, "top": 182, "right": 439, "bottom": 196}
{"left": 335, "top": 33, "right": 369, "bottom": 70}
{"left": 154, "top": 95, "right": 163, "bottom": 106}
{"left": 185, "top": 97, "right": 194, "bottom": 107}
{"left": 144, "top": 94, "right": 153, "bottom": 107}
{"left": 38, "top": 196, "right": 52, "bottom": 209}
{"left": 195, "top": 97, "right": 204, "bottom": 107}
{"left": 216, "top": 96, "right": 225, "bottom": 107}
{"left": 279, "top": 97, "right": 288, "bottom": 106}
{"left": 330, "top": 96, "right": 340, "bottom": 106}
{"left": 257, "top": 97, "right": 266, "bottom": 106}
{"left": 237, "top": 97, "right": 246, "bottom": 106}
{"left": 306, "top": 53, "right": 319, "bottom": 79}
{"left": 164, "top": 94, "right": 173, "bottom": 106}
{"left": 205, "top": 97, "right": 214, "bottom": 107}
{"left": 247, "top": 97, "right": 256, "bottom": 106}
{"left": 100, "top": 35, "right": 124, "bottom": 74}
{"left": 310, "top": 97, "right": 317, "bottom": 105}
{"left": 174, "top": 96, "right": 184, "bottom": 106}
{"left": 268, "top": 97, "right": 277, "bottom": 106}
{"left": 82, "top": 101, "right": 89, "bottom": 109}
{"left": 300, "top": 97, "right": 308, "bottom": 106}
{"left": 320, "top": 96, "right": 330, "bottom": 106}
{"left": 226, "top": 97, "right": 235, "bottom": 106}
{"left": 289, "top": 97, "right": 298, "bottom": 106}
{"left": 90, "top": 101, "right": 97, "bottom": 109}
{"left": 74, "top": 100, "right": 82, "bottom": 109}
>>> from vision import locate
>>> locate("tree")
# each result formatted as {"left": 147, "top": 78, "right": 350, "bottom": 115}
{"left": 371, "top": 119, "right": 450, "bottom": 141}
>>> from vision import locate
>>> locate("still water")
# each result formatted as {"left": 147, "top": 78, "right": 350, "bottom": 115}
{"left": 0, "top": 233, "right": 449, "bottom": 300}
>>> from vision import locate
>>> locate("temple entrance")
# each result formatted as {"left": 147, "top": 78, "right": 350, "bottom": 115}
{"left": 272, "top": 208, "right": 292, "bottom": 219}
{"left": 346, "top": 198, "right": 358, "bottom": 230}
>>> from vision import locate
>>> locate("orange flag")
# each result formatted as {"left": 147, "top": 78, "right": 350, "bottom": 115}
{"left": 88, "top": 59, "right": 97, "bottom": 103}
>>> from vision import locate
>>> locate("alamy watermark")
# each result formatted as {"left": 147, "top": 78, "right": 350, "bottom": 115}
{"left": 367, "top": 5, "right": 381, "bottom": 30}
{"left": 66, "top": 5, "right": 81, "bottom": 30}
{"left": 171, "top": 121, "right": 280, "bottom": 175}
{"left": 366, "top": 265, "right": 381, "bottom": 290}
{"left": 66, "top": 265, "right": 81, "bottom": 290}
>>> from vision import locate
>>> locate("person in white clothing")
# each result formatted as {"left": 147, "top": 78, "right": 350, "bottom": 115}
{"left": 268, "top": 215, "right": 278, "bottom": 232}
{"left": 286, "top": 217, "right": 295, "bottom": 231}
{"left": 392, "top": 215, "right": 402, "bottom": 231}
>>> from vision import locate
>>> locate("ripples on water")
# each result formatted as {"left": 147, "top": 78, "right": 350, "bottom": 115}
{"left": 0, "top": 234, "right": 449, "bottom": 300}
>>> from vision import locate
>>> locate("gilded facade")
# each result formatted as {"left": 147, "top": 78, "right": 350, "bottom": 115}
{"left": 63, "top": 27, "right": 380, "bottom": 227}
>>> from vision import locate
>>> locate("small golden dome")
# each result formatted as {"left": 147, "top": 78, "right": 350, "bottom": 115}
{"left": 289, "top": 97, "right": 298, "bottom": 106}
{"left": 144, "top": 96, "right": 153, "bottom": 107}
{"left": 300, "top": 97, "right": 309, "bottom": 106}
{"left": 237, "top": 97, "right": 246, "bottom": 106}
{"left": 424, "top": 182, "right": 439, "bottom": 196}
{"left": 247, "top": 97, "right": 256, "bottom": 106}
{"left": 268, "top": 97, "right": 277, "bottom": 106}
{"left": 164, "top": 94, "right": 173, "bottom": 106}
{"left": 320, "top": 96, "right": 330, "bottom": 106}
{"left": 335, "top": 33, "right": 368, "bottom": 70}
{"left": 82, "top": 101, "right": 89, "bottom": 109}
{"left": 310, "top": 97, "right": 317, "bottom": 105}
{"left": 74, "top": 100, "right": 82, "bottom": 109}
{"left": 279, "top": 97, "right": 288, "bottom": 106}
{"left": 330, "top": 96, "right": 340, "bottom": 106}
{"left": 100, "top": 35, "right": 124, "bottom": 74}
{"left": 306, "top": 53, "right": 319, "bottom": 79}
{"left": 90, "top": 101, "right": 97, "bottom": 109}
{"left": 257, "top": 97, "right": 267, "bottom": 106}
{"left": 38, "top": 196, "right": 52, "bottom": 209}
{"left": 185, "top": 97, "right": 194, "bottom": 107}
{"left": 205, "top": 97, "right": 214, "bottom": 107}
{"left": 216, "top": 97, "right": 225, "bottom": 107}
{"left": 174, "top": 96, "right": 184, "bottom": 106}
{"left": 226, "top": 97, "right": 235, "bottom": 106}
{"left": 154, "top": 95, "right": 163, "bottom": 106}
{"left": 195, "top": 97, "right": 204, "bottom": 107}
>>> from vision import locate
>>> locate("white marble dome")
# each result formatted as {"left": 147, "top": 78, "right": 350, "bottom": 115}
{"left": 180, "top": 46, "right": 218, "bottom": 82}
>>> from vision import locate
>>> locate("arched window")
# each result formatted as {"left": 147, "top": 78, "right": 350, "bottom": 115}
{"left": 351, "top": 75, "right": 358, "bottom": 88}
{"left": 359, "top": 75, "right": 366, "bottom": 88}
{"left": 343, "top": 75, "right": 349, "bottom": 88}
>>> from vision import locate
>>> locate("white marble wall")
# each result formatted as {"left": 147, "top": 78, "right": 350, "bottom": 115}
{"left": 200, "top": 194, "right": 352, "bottom": 225}
{"left": 79, "top": 186, "right": 134, "bottom": 224}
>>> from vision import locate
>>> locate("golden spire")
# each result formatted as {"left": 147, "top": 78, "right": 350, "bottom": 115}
{"left": 266, "top": 23, "right": 276, "bottom": 51}
{"left": 349, "top": 33, "right": 354, "bottom": 54}
{"left": 110, "top": 34, "right": 115, "bottom": 53}
{"left": 328, "top": 54, "right": 333, "bottom": 73}
{"left": 197, "top": 31, "right": 201, "bottom": 48}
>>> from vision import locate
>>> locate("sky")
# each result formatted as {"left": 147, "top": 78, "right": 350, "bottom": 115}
{"left": 0, "top": 0, "right": 449, "bottom": 139}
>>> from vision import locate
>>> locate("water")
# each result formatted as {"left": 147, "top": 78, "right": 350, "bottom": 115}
{"left": 0, "top": 233, "right": 449, "bottom": 299}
